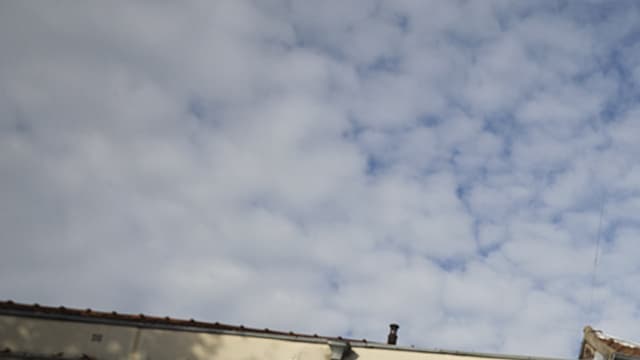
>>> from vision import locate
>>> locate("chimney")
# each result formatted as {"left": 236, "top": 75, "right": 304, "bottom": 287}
{"left": 387, "top": 323, "right": 399, "bottom": 345}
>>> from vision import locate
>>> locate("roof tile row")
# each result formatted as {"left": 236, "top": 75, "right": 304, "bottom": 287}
{"left": 0, "top": 300, "right": 367, "bottom": 344}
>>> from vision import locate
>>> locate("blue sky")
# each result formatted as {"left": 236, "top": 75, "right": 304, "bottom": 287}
{"left": 2, "top": 1, "right": 640, "bottom": 357}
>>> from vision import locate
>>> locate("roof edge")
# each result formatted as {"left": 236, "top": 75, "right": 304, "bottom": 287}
{"left": 0, "top": 300, "right": 573, "bottom": 360}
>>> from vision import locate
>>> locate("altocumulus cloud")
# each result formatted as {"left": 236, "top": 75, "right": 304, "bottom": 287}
{"left": 2, "top": 1, "right": 640, "bottom": 357}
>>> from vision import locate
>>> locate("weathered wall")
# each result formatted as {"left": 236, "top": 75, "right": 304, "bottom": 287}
{"left": 131, "top": 328, "right": 330, "bottom": 360}
{"left": 0, "top": 314, "right": 330, "bottom": 359}
{"left": 0, "top": 314, "right": 136, "bottom": 359}
{"left": 355, "top": 347, "right": 507, "bottom": 360}
{"left": 0, "top": 314, "right": 527, "bottom": 360}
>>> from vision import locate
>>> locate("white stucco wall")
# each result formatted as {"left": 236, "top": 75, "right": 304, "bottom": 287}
{"left": 0, "top": 314, "right": 546, "bottom": 360}
{"left": 0, "top": 314, "right": 136, "bottom": 359}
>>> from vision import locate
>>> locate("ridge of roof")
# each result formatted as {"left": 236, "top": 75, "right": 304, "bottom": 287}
{"left": 584, "top": 326, "right": 640, "bottom": 357}
{"left": 0, "top": 300, "right": 367, "bottom": 344}
{"left": 593, "top": 329, "right": 640, "bottom": 349}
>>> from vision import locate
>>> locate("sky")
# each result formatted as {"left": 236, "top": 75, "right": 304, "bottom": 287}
{"left": 2, "top": 0, "right": 640, "bottom": 357}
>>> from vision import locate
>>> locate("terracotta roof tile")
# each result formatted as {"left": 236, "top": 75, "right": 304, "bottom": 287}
{"left": 595, "top": 331, "right": 640, "bottom": 357}
{"left": 583, "top": 326, "right": 640, "bottom": 358}
{"left": 0, "top": 300, "right": 365, "bottom": 344}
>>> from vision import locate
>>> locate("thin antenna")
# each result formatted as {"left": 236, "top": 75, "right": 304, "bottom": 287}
{"left": 588, "top": 191, "right": 606, "bottom": 322}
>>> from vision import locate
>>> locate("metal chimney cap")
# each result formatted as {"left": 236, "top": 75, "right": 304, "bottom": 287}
{"left": 387, "top": 323, "right": 399, "bottom": 345}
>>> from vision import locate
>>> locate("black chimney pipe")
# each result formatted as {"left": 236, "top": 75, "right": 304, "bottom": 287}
{"left": 387, "top": 323, "right": 399, "bottom": 345}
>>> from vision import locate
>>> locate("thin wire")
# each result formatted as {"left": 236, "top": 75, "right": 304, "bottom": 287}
{"left": 588, "top": 192, "right": 605, "bottom": 323}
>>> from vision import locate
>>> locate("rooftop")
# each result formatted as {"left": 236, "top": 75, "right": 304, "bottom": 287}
{"left": 0, "top": 300, "right": 573, "bottom": 360}
{"left": 582, "top": 326, "right": 640, "bottom": 360}
{"left": 0, "top": 299, "right": 363, "bottom": 344}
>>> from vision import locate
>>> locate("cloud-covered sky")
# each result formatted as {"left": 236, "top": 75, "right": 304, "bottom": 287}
{"left": 3, "top": 0, "right": 640, "bottom": 357}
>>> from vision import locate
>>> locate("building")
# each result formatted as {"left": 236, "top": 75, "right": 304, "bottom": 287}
{"left": 0, "top": 300, "right": 632, "bottom": 360}
{"left": 580, "top": 326, "right": 640, "bottom": 360}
